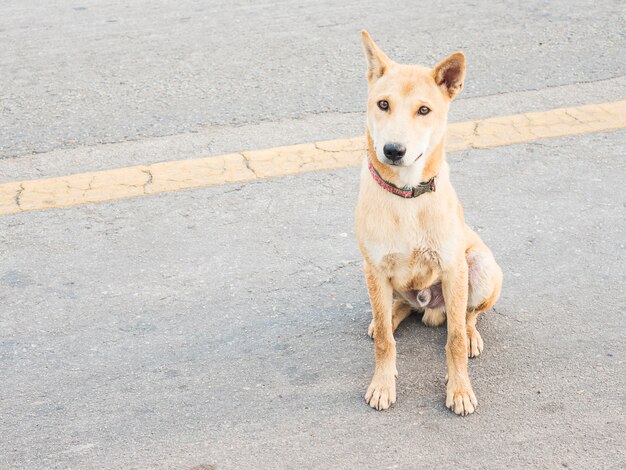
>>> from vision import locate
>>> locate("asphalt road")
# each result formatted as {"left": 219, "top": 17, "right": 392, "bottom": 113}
{"left": 1, "top": 0, "right": 625, "bottom": 161}
{"left": 2, "top": 131, "right": 625, "bottom": 468}
{"left": 1, "top": 1, "right": 626, "bottom": 469}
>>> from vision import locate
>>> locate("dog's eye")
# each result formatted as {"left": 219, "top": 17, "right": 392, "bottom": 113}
{"left": 377, "top": 100, "right": 389, "bottom": 111}
{"left": 418, "top": 106, "right": 431, "bottom": 116}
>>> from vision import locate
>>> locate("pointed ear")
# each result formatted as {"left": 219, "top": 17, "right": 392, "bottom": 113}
{"left": 361, "top": 30, "right": 392, "bottom": 83}
{"left": 433, "top": 52, "right": 466, "bottom": 99}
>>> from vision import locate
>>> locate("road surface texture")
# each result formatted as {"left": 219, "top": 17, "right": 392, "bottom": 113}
{"left": 1, "top": 1, "right": 625, "bottom": 469}
{"left": 2, "top": 131, "right": 625, "bottom": 468}
{"left": 1, "top": 0, "right": 625, "bottom": 178}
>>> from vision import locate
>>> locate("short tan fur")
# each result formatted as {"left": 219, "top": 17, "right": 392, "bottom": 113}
{"left": 357, "top": 30, "right": 503, "bottom": 415}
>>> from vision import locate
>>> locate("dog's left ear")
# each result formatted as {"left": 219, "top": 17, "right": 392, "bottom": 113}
{"left": 433, "top": 52, "right": 466, "bottom": 100}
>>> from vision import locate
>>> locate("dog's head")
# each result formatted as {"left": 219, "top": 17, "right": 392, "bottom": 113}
{"left": 361, "top": 30, "right": 465, "bottom": 182}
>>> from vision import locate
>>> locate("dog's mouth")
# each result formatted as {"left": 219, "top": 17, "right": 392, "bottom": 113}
{"left": 388, "top": 153, "right": 423, "bottom": 166}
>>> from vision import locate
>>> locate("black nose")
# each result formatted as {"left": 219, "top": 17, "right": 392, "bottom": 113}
{"left": 383, "top": 143, "right": 406, "bottom": 162}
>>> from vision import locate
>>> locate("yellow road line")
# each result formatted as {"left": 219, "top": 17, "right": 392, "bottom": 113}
{"left": 1, "top": 100, "right": 625, "bottom": 215}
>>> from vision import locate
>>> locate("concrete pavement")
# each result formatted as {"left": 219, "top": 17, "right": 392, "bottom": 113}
{"left": 1, "top": 130, "right": 625, "bottom": 468}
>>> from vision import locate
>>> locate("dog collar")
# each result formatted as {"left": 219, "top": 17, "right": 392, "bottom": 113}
{"left": 368, "top": 159, "right": 436, "bottom": 198}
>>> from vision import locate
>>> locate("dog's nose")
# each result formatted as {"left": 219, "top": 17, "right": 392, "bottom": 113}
{"left": 383, "top": 143, "right": 406, "bottom": 162}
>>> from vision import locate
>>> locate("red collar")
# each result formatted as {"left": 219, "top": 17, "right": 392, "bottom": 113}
{"left": 368, "top": 159, "right": 436, "bottom": 198}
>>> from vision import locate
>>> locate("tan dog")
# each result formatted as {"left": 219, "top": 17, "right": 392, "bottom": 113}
{"left": 355, "top": 31, "right": 503, "bottom": 416}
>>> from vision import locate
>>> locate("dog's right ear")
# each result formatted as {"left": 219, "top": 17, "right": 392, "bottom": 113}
{"left": 361, "top": 30, "right": 391, "bottom": 83}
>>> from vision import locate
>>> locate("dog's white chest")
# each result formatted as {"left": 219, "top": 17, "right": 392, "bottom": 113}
{"left": 364, "top": 240, "right": 400, "bottom": 267}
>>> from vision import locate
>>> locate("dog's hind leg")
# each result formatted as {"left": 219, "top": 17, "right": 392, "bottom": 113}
{"left": 465, "top": 310, "right": 483, "bottom": 358}
{"left": 368, "top": 299, "right": 413, "bottom": 337}
{"left": 391, "top": 299, "right": 413, "bottom": 332}
{"left": 465, "top": 228, "right": 503, "bottom": 357}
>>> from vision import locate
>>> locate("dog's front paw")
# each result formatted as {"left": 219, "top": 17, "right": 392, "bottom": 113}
{"left": 365, "top": 373, "right": 396, "bottom": 410}
{"left": 446, "top": 384, "right": 477, "bottom": 416}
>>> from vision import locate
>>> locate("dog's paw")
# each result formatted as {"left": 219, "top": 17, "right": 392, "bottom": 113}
{"left": 422, "top": 307, "right": 446, "bottom": 327}
{"left": 446, "top": 384, "right": 477, "bottom": 416}
{"left": 467, "top": 326, "right": 484, "bottom": 358}
{"left": 365, "top": 374, "right": 396, "bottom": 411}
{"left": 367, "top": 319, "right": 375, "bottom": 338}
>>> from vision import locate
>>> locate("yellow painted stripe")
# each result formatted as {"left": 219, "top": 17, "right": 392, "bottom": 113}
{"left": 1, "top": 100, "right": 625, "bottom": 215}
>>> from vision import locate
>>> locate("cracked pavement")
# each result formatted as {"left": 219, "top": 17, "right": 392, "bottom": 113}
{"left": 2, "top": 131, "right": 625, "bottom": 469}
{"left": 1, "top": 1, "right": 626, "bottom": 468}
{"left": 1, "top": 101, "right": 623, "bottom": 215}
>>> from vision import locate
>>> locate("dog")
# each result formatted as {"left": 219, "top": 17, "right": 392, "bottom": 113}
{"left": 355, "top": 31, "right": 503, "bottom": 416}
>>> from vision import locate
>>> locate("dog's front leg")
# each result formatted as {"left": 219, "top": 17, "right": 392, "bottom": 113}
{"left": 442, "top": 257, "right": 477, "bottom": 416}
{"left": 364, "top": 262, "right": 397, "bottom": 410}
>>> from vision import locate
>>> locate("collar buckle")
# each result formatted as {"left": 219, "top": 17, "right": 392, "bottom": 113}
{"left": 410, "top": 178, "right": 436, "bottom": 198}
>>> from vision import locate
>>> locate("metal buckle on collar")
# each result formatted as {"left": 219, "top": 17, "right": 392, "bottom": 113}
{"left": 410, "top": 186, "right": 424, "bottom": 198}
{"left": 411, "top": 178, "right": 436, "bottom": 197}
